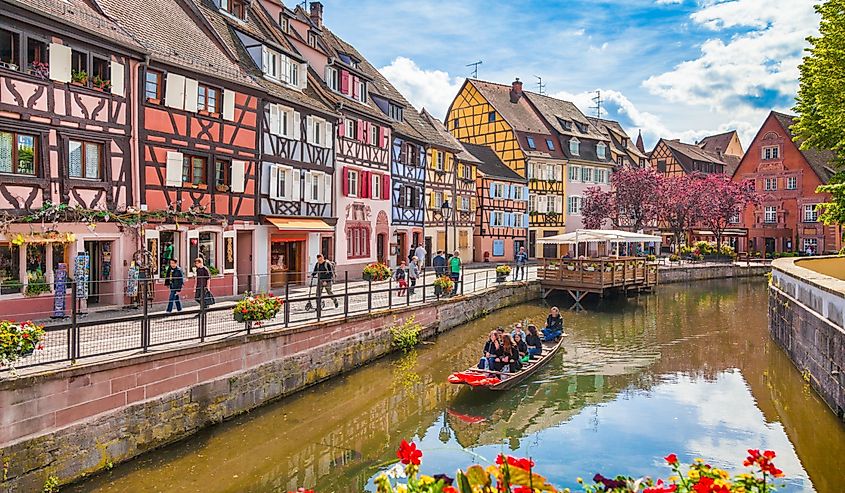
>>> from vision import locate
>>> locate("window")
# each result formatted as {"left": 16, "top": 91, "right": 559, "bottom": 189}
{"left": 567, "top": 196, "right": 581, "bottom": 214}
{"left": 597, "top": 142, "right": 607, "bottom": 160}
{"left": 729, "top": 213, "right": 740, "bottom": 224}
{"left": 355, "top": 80, "right": 367, "bottom": 103}
{"left": 197, "top": 84, "right": 221, "bottom": 114}
{"left": 279, "top": 15, "right": 288, "bottom": 32}
{"left": 0, "top": 131, "right": 37, "bottom": 175}
{"left": 309, "top": 172, "right": 320, "bottom": 202}
{"left": 347, "top": 169, "right": 358, "bottom": 197}
{"left": 435, "top": 151, "right": 444, "bottom": 171}
{"left": 568, "top": 165, "right": 580, "bottom": 182}
{"left": 491, "top": 211, "right": 505, "bottom": 227}
{"left": 345, "top": 119, "right": 355, "bottom": 138}
{"left": 764, "top": 206, "right": 777, "bottom": 223}
{"left": 657, "top": 159, "right": 666, "bottom": 173}
{"left": 581, "top": 167, "right": 592, "bottom": 183}
{"left": 804, "top": 204, "right": 818, "bottom": 222}
{"left": 307, "top": 31, "right": 317, "bottom": 47}
{"left": 488, "top": 112, "right": 496, "bottom": 123}
{"left": 594, "top": 168, "right": 605, "bottom": 184}
{"left": 388, "top": 103, "right": 404, "bottom": 121}
{"left": 145, "top": 70, "right": 162, "bottom": 101}
{"left": 764, "top": 177, "right": 777, "bottom": 191}
{"left": 402, "top": 185, "right": 417, "bottom": 208}
{"left": 493, "top": 240, "right": 505, "bottom": 256}
{"left": 803, "top": 238, "right": 818, "bottom": 253}
{"left": 492, "top": 183, "right": 505, "bottom": 199}
{"left": 559, "top": 119, "right": 572, "bottom": 131}
{"left": 546, "top": 139, "right": 555, "bottom": 151}
{"left": 575, "top": 122, "right": 588, "bottom": 133}
{"left": 786, "top": 176, "right": 797, "bottom": 190}
{"left": 371, "top": 173, "right": 381, "bottom": 199}
{"left": 0, "top": 28, "right": 19, "bottom": 69}
{"left": 26, "top": 38, "right": 46, "bottom": 76}
{"left": 312, "top": 119, "right": 322, "bottom": 146}
{"left": 182, "top": 155, "right": 207, "bottom": 185}
{"left": 92, "top": 56, "right": 110, "bottom": 84}
{"left": 514, "top": 213, "right": 524, "bottom": 228}
{"left": 326, "top": 66, "right": 339, "bottom": 91}
{"left": 71, "top": 49, "right": 87, "bottom": 75}
{"left": 762, "top": 146, "right": 780, "bottom": 160}
{"left": 347, "top": 225, "right": 370, "bottom": 259}
{"left": 219, "top": 0, "right": 246, "bottom": 19}
{"left": 433, "top": 191, "right": 444, "bottom": 209}
{"left": 511, "top": 185, "right": 523, "bottom": 200}
{"left": 453, "top": 118, "right": 459, "bottom": 130}
{"left": 569, "top": 138, "right": 580, "bottom": 156}
{"left": 461, "top": 196, "right": 470, "bottom": 211}
{"left": 67, "top": 140, "right": 102, "bottom": 179}
{"left": 197, "top": 232, "right": 217, "bottom": 271}
{"left": 529, "top": 194, "right": 537, "bottom": 212}
{"left": 214, "top": 159, "right": 229, "bottom": 188}
{"left": 526, "top": 136, "right": 536, "bottom": 149}
{"left": 370, "top": 124, "right": 378, "bottom": 146}
{"left": 0, "top": 242, "right": 21, "bottom": 293}
{"left": 403, "top": 143, "right": 419, "bottom": 166}
{"left": 272, "top": 165, "right": 289, "bottom": 200}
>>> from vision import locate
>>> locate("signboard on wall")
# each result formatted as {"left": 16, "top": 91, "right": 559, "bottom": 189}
{"left": 74, "top": 253, "right": 90, "bottom": 299}
{"left": 52, "top": 263, "right": 67, "bottom": 318}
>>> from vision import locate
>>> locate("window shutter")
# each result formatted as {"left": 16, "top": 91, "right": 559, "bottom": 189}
{"left": 378, "top": 126, "right": 386, "bottom": 148}
{"left": 223, "top": 89, "right": 236, "bottom": 121}
{"left": 357, "top": 120, "right": 365, "bottom": 141}
{"left": 183, "top": 78, "right": 199, "bottom": 113}
{"left": 110, "top": 61, "right": 125, "bottom": 97}
{"left": 523, "top": 214, "right": 529, "bottom": 228}
{"left": 230, "top": 160, "right": 246, "bottom": 193}
{"left": 341, "top": 167, "right": 349, "bottom": 196}
{"left": 48, "top": 43, "right": 72, "bottom": 83}
{"left": 351, "top": 75, "right": 359, "bottom": 98}
{"left": 522, "top": 186, "right": 529, "bottom": 201}
{"left": 269, "top": 104, "right": 280, "bottom": 136}
{"left": 305, "top": 115, "right": 314, "bottom": 143}
{"left": 165, "top": 151, "right": 183, "bottom": 186}
{"left": 269, "top": 165, "right": 280, "bottom": 199}
{"left": 291, "top": 169, "right": 301, "bottom": 202}
{"left": 322, "top": 174, "right": 332, "bottom": 204}
{"left": 360, "top": 170, "right": 370, "bottom": 198}
{"left": 556, "top": 196, "right": 563, "bottom": 213}
{"left": 302, "top": 171, "right": 312, "bottom": 202}
{"left": 382, "top": 174, "right": 390, "bottom": 200}
{"left": 292, "top": 111, "right": 301, "bottom": 140}
{"left": 503, "top": 184, "right": 510, "bottom": 199}
{"left": 164, "top": 73, "right": 186, "bottom": 109}
{"left": 298, "top": 62, "right": 308, "bottom": 90}
{"left": 489, "top": 213, "right": 495, "bottom": 228}
{"left": 261, "top": 46, "right": 269, "bottom": 74}
{"left": 324, "top": 122, "right": 333, "bottom": 149}
{"left": 337, "top": 118, "right": 345, "bottom": 138}
{"left": 340, "top": 70, "right": 350, "bottom": 94}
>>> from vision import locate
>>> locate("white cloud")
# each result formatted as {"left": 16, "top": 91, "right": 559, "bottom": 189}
{"left": 655, "top": 0, "right": 683, "bottom": 4}
{"left": 643, "top": 0, "right": 819, "bottom": 111}
{"left": 379, "top": 57, "right": 464, "bottom": 120}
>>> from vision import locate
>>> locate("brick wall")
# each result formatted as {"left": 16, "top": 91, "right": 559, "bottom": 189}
{"left": 0, "top": 282, "right": 539, "bottom": 491}
{"left": 658, "top": 264, "right": 770, "bottom": 284}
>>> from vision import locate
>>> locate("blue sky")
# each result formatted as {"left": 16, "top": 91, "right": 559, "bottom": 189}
{"left": 318, "top": 0, "right": 821, "bottom": 150}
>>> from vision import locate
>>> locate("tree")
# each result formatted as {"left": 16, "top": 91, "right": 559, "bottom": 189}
{"left": 698, "top": 175, "right": 759, "bottom": 250}
{"left": 658, "top": 174, "right": 704, "bottom": 252}
{"left": 794, "top": 0, "right": 845, "bottom": 227}
{"left": 581, "top": 166, "right": 662, "bottom": 232}
{"left": 581, "top": 186, "right": 614, "bottom": 229}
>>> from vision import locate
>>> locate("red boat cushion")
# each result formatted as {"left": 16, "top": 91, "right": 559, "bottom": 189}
{"left": 448, "top": 371, "right": 501, "bottom": 387}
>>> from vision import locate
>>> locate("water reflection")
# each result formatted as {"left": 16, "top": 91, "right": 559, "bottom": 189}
{"left": 74, "top": 280, "right": 845, "bottom": 493}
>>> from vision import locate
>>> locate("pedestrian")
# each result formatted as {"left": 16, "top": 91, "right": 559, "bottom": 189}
{"left": 415, "top": 243, "right": 427, "bottom": 270}
{"left": 514, "top": 246, "right": 528, "bottom": 281}
{"left": 394, "top": 260, "right": 408, "bottom": 297}
{"left": 164, "top": 258, "right": 183, "bottom": 313}
{"left": 193, "top": 257, "right": 214, "bottom": 308}
{"left": 449, "top": 250, "right": 461, "bottom": 295}
{"left": 432, "top": 250, "right": 447, "bottom": 277}
{"left": 311, "top": 253, "right": 338, "bottom": 308}
{"left": 408, "top": 245, "right": 415, "bottom": 263}
{"left": 408, "top": 256, "right": 420, "bottom": 295}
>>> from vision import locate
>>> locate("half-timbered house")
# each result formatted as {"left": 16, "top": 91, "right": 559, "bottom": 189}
{"left": 99, "top": 0, "right": 263, "bottom": 300}
{"left": 0, "top": 0, "right": 144, "bottom": 317}
{"left": 733, "top": 111, "right": 842, "bottom": 255}
{"left": 588, "top": 117, "right": 648, "bottom": 168}
{"left": 447, "top": 78, "right": 566, "bottom": 259}
{"left": 462, "top": 143, "right": 528, "bottom": 263}
{"left": 648, "top": 135, "right": 739, "bottom": 177}
{"left": 420, "top": 109, "right": 479, "bottom": 261}
{"left": 188, "top": 0, "right": 338, "bottom": 289}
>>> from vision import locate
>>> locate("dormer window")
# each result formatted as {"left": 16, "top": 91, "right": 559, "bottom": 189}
{"left": 261, "top": 47, "right": 301, "bottom": 88}
{"left": 218, "top": 0, "right": 246, "bottom": 19}
{"left": 622, "top": 138, "right": 628, "bottom": 149}
{"left": 355, "top": 80, "right": 366, "bottom": 103}
{"left": 279, "top": 14, "right": 288, "bottom": 32}
{"left": 575, "top": 122, "right": 588, "bottom": 133}
{"left": 570, "top": 138, "right": 580, "bottom": 156}
{"left": 762, "top": 145, "right": 780, "bottom": 160}
{"left": 338, "top": 53, "right": 359, "bottom": 69}
{"left": 326, "top": 66, "right": 339, "bottom": 91}
{"left": 546, "top": 139, "right": 555, "bottom": 151}
{"left": 488, "top": 112, "right": 496, "bottom": 123}
{"left": 388, "top": 103, "right": 404, "bottom": 122}
{"left": 526, "top": 136, "right": 536, "bottom": 150}
{"left": 307, "top": 32, "right": 317, "bottom": 48}
{"left": 558, "top": 118, "right": 572, "bottom": 131}
{"left": 597, "top": 142, "right": 607, "bottom": 160}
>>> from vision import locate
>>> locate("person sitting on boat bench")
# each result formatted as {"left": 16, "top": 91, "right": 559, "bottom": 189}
{"left": 526, "top": 324, "right": 543, "bottom": 358}
{"left": 513, "top": 332, "right": 529, "bottom": 363}
{"left": 511, "top": 322, "right": 526, "bottom": 341}
{"left": 494, "top": 334, "right": 522, "bottom": 373}
{"left": 479, "top": 330, "right": 502, "bottom": 370}
{"left": 542, "top": 306, "right": 565, "bottom": 341}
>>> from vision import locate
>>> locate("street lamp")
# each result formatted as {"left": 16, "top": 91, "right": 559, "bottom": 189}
{"left": 441, "top": 200, "right": 452, "bottom": 256}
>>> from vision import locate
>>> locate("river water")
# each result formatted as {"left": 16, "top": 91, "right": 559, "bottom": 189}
{"left": 73, "top": 279, "right": 845, "bottom": 492}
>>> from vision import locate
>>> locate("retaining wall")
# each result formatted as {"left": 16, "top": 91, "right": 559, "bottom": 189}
{"left": 0, "top": 282, "right": 540, "bottom": 491}
{"left": 769, "top": 257, "right": 845, "bottom": 424}
{"left": 659, "top": 263, "right": 769, "bottom": 284}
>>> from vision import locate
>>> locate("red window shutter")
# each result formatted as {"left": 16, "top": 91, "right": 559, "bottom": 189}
{"left": 382, "top": 174, "right": 390, "bottom": 200}
{"left": 340, "top": 70, "right": 349, "bottom": 94}
{"left": 357, "top": 119, "right": 365, "bottom": 141}
{"left": 362, "top": 170, "right": 371, "bottom": 198}
{"left": 337, "top": 119, "right": 345, "bottom": 138}
{"left": 378, "top": 126, "right": 385, "bottom": 148}
{"left": 351, "top": 76, "right": 359, "bottom": 99}
{"left": 341, "top": 167, "right": 349, "bottom": 196}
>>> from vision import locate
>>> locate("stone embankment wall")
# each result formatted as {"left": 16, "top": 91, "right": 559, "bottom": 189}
{"left": 658, "top": 263, "right": 769, "bottom": 284}
{"left": 769, "top": 257, "right": 845, "bottom": 423}
{"left": 0, "top": 282, "right": 540, "bottom": 491}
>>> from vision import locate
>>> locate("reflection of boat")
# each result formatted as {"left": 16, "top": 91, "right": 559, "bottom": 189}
{"left": 447, "top": 338, "right": 564, "bottom": 390}
{"left": 446, "top": 408, "right": 486, "bottom": 424}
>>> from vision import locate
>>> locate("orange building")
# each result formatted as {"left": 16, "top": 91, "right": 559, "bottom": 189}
{"left": 733, "top": 111, "right": 842, "bottom": 255}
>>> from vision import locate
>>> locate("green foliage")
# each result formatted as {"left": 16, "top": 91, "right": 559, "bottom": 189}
{"left": 0, "top": 320, "right": 45, "bottom": 366}
{"left": 389, "top": 315, "right": 421, "bottom": 352}
{"left": 363, "top": 262, "right": 392, "bottom": 281}
{"left": 24, "top": 271, "right": 50, "bottom": 297}
{"left": 42, "top": 475, "right": 60, "bottom": 493}
{"left": 232, "top": 293, "right": 283, "bottom": 322}
{"left": 495, "top": 264, "right": 511, "bottom": 275}
{"left": 71, "top": 69, "right": 88, "bottom": 84}
{"left": 816, "top": 179, "right": 845, "bottom": 225}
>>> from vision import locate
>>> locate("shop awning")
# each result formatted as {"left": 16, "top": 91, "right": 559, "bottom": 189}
{"left": 267, "top": 218, "right": 334, "bottom": 232}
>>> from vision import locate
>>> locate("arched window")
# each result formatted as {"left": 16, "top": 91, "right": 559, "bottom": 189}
{"left": 569, "top": 138, "right": 580, "bottom": 156}
{"left": 596, "top": 142, "right": 607, "bottom": 160}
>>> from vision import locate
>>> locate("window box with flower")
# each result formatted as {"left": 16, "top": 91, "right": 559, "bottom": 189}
{"left": 363, "top": 262, "right": 392, "bottom": 282}
{"left": 233, "top": 293, "right": 283, "bottom": 322}
{"left": 0, "top": 320, "right": 45, "bottom": 368}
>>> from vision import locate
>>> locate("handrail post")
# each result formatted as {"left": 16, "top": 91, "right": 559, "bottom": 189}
{"left": 388, "top": 276, "right": 393, "bottom": 308}
{"left": 316, "top": 277, "right": 322, "bottom": 321}
{"left": 367, "top": 279, "right": 372, "bottom": 312}
{"left": 460, "top": 265, "right": 464, "bottom": 295}
{"left": 284, "top": 281, "right": 290, "bottom": 328}
{"left": 343, "top": 271, "right": 349, "bottom": 319}
{"left": 140, "top": 276, "right": 149, "bottom": 353}
{"left": 406, "top": 276, "right": 411, "bottom": 305}
{"left": 199, "top": 287, "right": 207, "bottom": 342}
{"left": 71, "top": 280, "right": 79, "bottom": 361}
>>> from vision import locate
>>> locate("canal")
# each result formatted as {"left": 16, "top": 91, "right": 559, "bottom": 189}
{"left": 73, "top": 279, "right": 845, "bottom": 492}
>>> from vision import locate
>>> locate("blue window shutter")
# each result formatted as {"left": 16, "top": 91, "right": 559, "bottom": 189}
{"left": 503, "top": 184, "right": 510, "bottom": 199}
{"left": 506, "top": 212, "right": 514, "bottom": 227}
{"left": 522, "top": 186, "right": 529, "bottom": 201}
{"left": 489, "top": 213, "right": 495, "bottom": 228}
{"left": 489, "top": 183, "right": 495, "bottom": 197}
{"left": 523, "top": 214, "right": 529, "bottom": 228}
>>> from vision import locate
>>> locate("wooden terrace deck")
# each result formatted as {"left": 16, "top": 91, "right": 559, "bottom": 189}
{"left": 538, "top": 257, "right": 658, "bottom": 308}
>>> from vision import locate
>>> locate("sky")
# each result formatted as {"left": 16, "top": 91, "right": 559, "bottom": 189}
{"left": 317, "top": 0, "right": 821, "bottom": 150}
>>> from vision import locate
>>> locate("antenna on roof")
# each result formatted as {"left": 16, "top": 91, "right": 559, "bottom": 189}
{"left": 535, "top": 75, "right": 545, "bottom": 95}
{"left": 591, "top": 90, "right": 603, "bottom": 119}
{"left": 466, "top": 61, "right": 482, "bottom": 78}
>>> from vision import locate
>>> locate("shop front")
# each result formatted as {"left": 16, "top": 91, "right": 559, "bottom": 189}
{"left": 265, "top": 218, "right": 334, "bottom": 288}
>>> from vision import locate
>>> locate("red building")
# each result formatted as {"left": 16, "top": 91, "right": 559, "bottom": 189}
{"left": 733, "top": 111, "right": 842, "bottom": 255}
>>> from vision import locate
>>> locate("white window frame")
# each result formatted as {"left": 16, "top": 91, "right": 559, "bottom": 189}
{"left": 570, "top": 138, "right": 580, "bottom": 156}
{"left": 345, "top": 119, "right": 355, "bottom": 138}
{"left": 492, "top": 211, "right": 505, "bottom": 227}
{"left": 326, "top": 66, "right": 339, "bottom": 91}
{"left": 568, "top": 165, "right": 580, "bottom": 182}
{"left": 762, "top": 145, "right": 780, "bottom": 160}
{"left": 435, "top": 151, "right": 444, "bottom": 171}
{"left": 347, "top": 169, "right": 358, "bottom": 197}
{"left": 597, "top": 142, "right": 607, "bottom": 160}
{"left": 581, "top": 166, "right": 592, "bottom": 183}
{"left": 764, "top": 206, "right": 777, "bottom": 223}
{"left": 786, "top": 176, "right": 797, "bottom": 190}
{"left": 355, "top": 80, "right": 367, "bottom": 103}
{"left": 803, "top": 238, "right": 818, "bottom": 253}
{"left": 729, "top": 212, "right": 740, "bottom": 224}
{"left": 568, "top": 196, "right": 581, "bottom": 215}
{"left": 764, "top": 177, "right": 777, "bottom": 191}
{"left": 492, "top": 183, "right": 505, "bottom": 199}
{"left": 371, "top": 173, "right": 381, "bottom": 200}
{"left": 803, "top": 204, "right": 818, "bottom": 223}
{"left": 461, "top": 196, "right": 470, "bottom": 211}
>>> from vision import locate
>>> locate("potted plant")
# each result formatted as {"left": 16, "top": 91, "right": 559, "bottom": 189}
{"left": 0, "top": 320, "right": 45, "bottom": 368}
{"left": 584, "top": 263, "right": 598, "bottom": 272}
{"left": 208, "top": 265, "right": 220, "bottom": 276}
{"left": 495, "top": 264, "right": 511, "bottom": 282}
{"left": 362, "top": 262, "right": 392, "bottom": 282}
{"left": 646, "top": 254, "right": 657, "bottom": 262}
{"left": 565, "top": 262, "right": 576, "bottom": 271}
{"left": 71, "top": 69, "right": 88, "bottom": 86}
{"left": 433, "top": 276, "right": 454, "bottom": 296}
{"left": 669, "top": 254, "right": 680, "bottom": 262}
{"left": 92, "top": 75, "right": 111, "bottom": 92}
{"left": 233, "top": 293, "right": 283, "bottom": 322}
{"left": 29, "top": 61, "right": 49, "bottom": 79}
{"left": 603, "top": 263, "right": 613, "bottom": 272}
{"left": 215, "top": 184, "right": 230, "bottom": 193}
{"left": 24, "top": 271, "right": 50, "bottom": 297}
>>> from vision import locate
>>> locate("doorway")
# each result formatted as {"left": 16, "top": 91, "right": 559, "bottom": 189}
{"left": 424, "top": 236, "right": 432, "bottom": 260}
{"left": 321, "top": 236, "right": 333, "bottom": 259}
{"left": 396, "top": 232, "right": 407, "bottom": 266}
{"left": 514, "top": 239, "right": 525, "bottom": 258}
{"left": 83, "top": 240, "right": 112, "bottom": 305}
{"left": 376, "top": 233, "right": 386, "bottom": 263}
{"left": 236, "top": 231, "right": 252, "bottom": 294}
{"left": 764, "top": 237, "right": 775, "bottom": 255}
{"left": 542, "top": 231, "right": 559, "bottom": 259}
{"left": 271, "top": 239, "right": 304, "bottom": 287}
{"left": 528, "top": 231, "right": 536, "bottom": 258}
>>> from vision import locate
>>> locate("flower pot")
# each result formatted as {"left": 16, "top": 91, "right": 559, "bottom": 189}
{"left": 496, "top": 273, "right": 507, "bottom": 283}
{"left": 234, "top": 311, "right": 246, "bottom": 323}
{"left": 147, "top": 98, "right": 161, "bottom": 105}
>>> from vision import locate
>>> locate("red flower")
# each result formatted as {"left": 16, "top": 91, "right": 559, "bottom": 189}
{"left": 22, "top": 333, "right": 29, "bottom": 339}
{"left": 744, "top": 449, "right": 783, "bottom": 477}
{"left": 443, "top": 487, "right": 458, "bottom": 493}
{"left": 37, "top": 344, "right": 44, "bottom": 350}
{"left": 644, "top": 480, "right": 678, "bottom": 493}
{"left": 664, "top": 453, "right": 678, "bottom": 465}
{"left": 495, "top": 454, "right": 534, "bottom": 470}
{"left": 396, "top": 439, "right": 422, "bottom": 465}
{"left": 512, "top": 486, "right": 533, "bottom": 493}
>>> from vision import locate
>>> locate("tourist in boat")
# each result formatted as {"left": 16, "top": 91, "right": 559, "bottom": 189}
{"left": 542, "top": 307, "right": 565, "bottom": 340}
{"left": 513, "top": 332, "right": 528, "bottom": 362}
{"left": 494, "top": 334, "right": 522, "bottom": 373}
{"left": 479, "top": 330, "right": 502, "bottom": 370}
{"left": 511, "top": 322, "right": 526, "bottom": 341}
{"left": 526, "top": 324, "right": 543, "bottom": 357}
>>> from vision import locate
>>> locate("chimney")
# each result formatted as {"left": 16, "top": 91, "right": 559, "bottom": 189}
{"left": 309, "top": 2, "right": 323, "bottom": 29}
{"left": 510, "top": 77, "right": 523, "bottom": 103}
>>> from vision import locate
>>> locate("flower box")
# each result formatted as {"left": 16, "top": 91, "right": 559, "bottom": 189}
{"left": 1, "top": 320, "right": 45, "bottom": 367}
{"left": 233, "top": 293, "right": 283, "bottom": 322}
{"left": 433, "top": 276, "right": 454, "bottom": 295}
{"left": 362, "top": 262, "right": 391, "bottom": 282}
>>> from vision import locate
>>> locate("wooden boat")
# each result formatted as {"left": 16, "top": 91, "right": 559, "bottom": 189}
{"left": 448, "top": 336, "right": 564, "bottom": 390}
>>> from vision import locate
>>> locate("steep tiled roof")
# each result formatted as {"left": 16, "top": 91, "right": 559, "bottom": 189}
{"left": 663, "top": 139, "right": 727, "bottom": 173}
{"left": 772, "top": 111, "right": 836, "bottom": 183}
{"left": 419, "top": 109, "right": 482, "bottom": 164}
{"left": 698, "top": 130, "right": 739, "bottom": 157}
{"left": 636, "top": 130, "right": 645, "bottom": 153}
{"left": 7, "top": 0, "right": 143, "bottom": 51}
{"left": 463, "top": 143, "right": 525, "bottom": 182}
{"left": 469, "top": 80, "right": 551, "bottom": 135}
{"left": 525, "top": 92, "right": 606, "bottom": 141}
{"left": 721, "top": 154, "right": 741, "bottom": 176}
{"left": 588, "top": 117, "right": 647, "bottom": 161}
{"left": 97, "top": 0, "right": 256, "bottom": 87}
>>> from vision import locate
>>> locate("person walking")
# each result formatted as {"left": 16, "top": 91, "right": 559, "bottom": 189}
{"left": 449, "top": 250, "right": 462, "bottom": 295}
{"left": 432, "top": 250, "right": 447, "bottom": 277}
{"left": 193, "top": 257, "right": 214, "bottom": 308}
{"left": 394, "top": 260, "right": 408, "bottom": 297}
{"left": 408, "top": 256, "right": 420, "bottom": 295}
{"left": 311, "top": 254, "right": 338, "bottom": 308}
{"left": 414, "top": 244, "right": 427, "bottom": 271}
{"left": 514, "top": 246, "right": 528, "bottom": 281}
{"left": 164, "top": 258, "right": 183, "bottom": 313}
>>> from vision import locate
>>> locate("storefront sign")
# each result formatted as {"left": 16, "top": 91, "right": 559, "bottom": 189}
{"left": 53, "top": 263, "right": 67, "bottom": 318}
{"left": 75, "top": 253, "right": 90, "bottom": 299}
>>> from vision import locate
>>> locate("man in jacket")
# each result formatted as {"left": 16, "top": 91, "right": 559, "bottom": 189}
{"left": 408, "top": 256, "right": 420, "bottom": 295}
{"left": 414, "top": 244, "right": 427, "bottom": 270}
{"left": 311, "top": 254, "right": 338, "bottom": 308}
{"left": 165, "top": 258, "right": 184, "bottom": 313}
{"left": 514, "top": 246, "right": 528, "bottom": 281}
{"left": 432, "top": 250, "right": 447, "bottom": 276}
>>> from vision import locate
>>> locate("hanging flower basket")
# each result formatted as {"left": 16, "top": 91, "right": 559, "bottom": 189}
{"left": 495, "top": 264, "right": 511, "bottom": 282}
{"left": 1, "top": 320, "right": 45, "bottom": 367}
{"left": 233, "top": 294, "right": 283, "bottom": 322}
{"left": 362, "top": 262, "right": 392, "bottom": 282}
{"left": 433, "top": 276, "right": 454, "bottom": 295}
